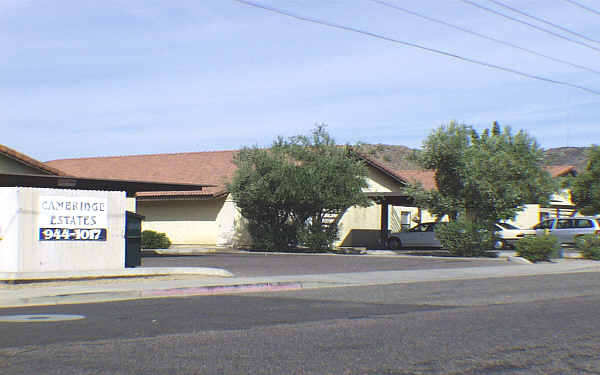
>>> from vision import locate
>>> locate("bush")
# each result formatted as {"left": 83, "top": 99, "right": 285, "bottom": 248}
{"left": 141, "top": 230, "right": 172, "bottom": 249}
{"left": 435, "top": 220, "right": 494, "bottom": 257}
{"left": 246, "top": 219, "right": 298, "bottom": 252}
{"left": 515, "top": 234, "right": 559, "bottom": 262}
{"left": 298, "top": 223, "right": 337, "bottom": 252}
{"left": 575, "top": 234, "right": 600, "bottom": 260}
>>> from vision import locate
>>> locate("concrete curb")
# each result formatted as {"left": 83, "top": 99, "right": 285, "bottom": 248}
{"left": 506, "top": 256, "right": 533, "bottom": 264}
{"left": 0, "top": 267, "right": 233, "bottom": 283}
{"left": 2, "top": 260, "right": 600, "bottom": 308}
{"left": 0, "top": 281, "right": 304, "bottom": 308}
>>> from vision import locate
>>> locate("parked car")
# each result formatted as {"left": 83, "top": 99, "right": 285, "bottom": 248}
{"left": 493, "top": 222, "right": 536, "bottom": 250}
{"left": 387, "top": 222, "right": 441, "bottom": 249}
{"left": 532, "top": 217, "right": 600, "bottom": 245}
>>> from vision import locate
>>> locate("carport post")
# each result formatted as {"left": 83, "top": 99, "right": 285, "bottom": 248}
{"left": 380, "top": 200, "right": 389, "bottom": 248}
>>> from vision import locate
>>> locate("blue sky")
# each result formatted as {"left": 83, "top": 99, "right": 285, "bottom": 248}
{"left": 2, "top": 0, "right": 600, "bottom": 161}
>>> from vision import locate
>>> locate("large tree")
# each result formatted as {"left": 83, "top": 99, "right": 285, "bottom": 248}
{"left": 570, "top": 145, "right": 600, "bottom": 215}
{"left": 406, "top": 121, "right": 557, "bottom": 255}
{"left": 228, "top": 126, "right": 370, "bottom": 251}
{"left": 410, "top": 121, "right": 556, "bottom": 225}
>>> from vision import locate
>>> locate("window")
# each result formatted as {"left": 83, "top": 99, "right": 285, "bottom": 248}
{"left": 497, "top": 222, "right": 519, "bottom": 230}
{"left": 574, "top": 219, "right": 593, "bottom": 228}
{"left": 557, "top": 219, "right": 572, "bottom": 229}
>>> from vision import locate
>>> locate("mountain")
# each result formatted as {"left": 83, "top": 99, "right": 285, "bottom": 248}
{"left": 542, "top": 147, "right": 590, "bottom": 172}
{"left": 357, "top": 144, "right": 591, "bottom": 173}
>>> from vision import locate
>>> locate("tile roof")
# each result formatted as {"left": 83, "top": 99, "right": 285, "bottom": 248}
{"left": 46, "top": 150, "right": 238, "bottom": 198}
{"left": 393, "top": 165, "right": 577, "bottom": 191}
{"left": 47, "top": 149, "right": 410, "bottom": 199}
{"left": 394, "top": 170, "right": 437, "bottom": 191}
{"left": 45, "top": 148, "right": 576, "bottom": 200}
{"left": 545, "top": 165, "right": 577, "bottom": 177}
{"left": 352, "top": 150, "right": 408, "bottom": 186}
{"left": 0, "top": 144, "right": 67, "bottom": 176}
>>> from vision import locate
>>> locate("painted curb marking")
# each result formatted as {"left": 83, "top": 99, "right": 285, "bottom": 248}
{"left": 142, "top": 282, "right": 303, "bottom": 297}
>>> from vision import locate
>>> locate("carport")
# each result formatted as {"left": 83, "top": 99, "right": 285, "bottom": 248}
{"left": 367, "top": 192, "right": 415, "bottom": 248}
{"left": 0, "top": 172, "right": 212, "bottom": 196}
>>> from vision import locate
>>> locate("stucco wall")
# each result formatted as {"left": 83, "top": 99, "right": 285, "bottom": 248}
{"left": 137, "top": 198, "right": 225, "bottom": 246}
{"left": 336, "top": 204, "right": 382, "bottom": 248}
{"left": 364, "top": 167, "right": 402, "bottom": 193}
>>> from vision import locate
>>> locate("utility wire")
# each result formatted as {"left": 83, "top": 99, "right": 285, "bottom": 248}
{"left": 232, "top": 0, "right": 600, "bottom": 95}
{"left": 485, "top": 0, "right": 600, "bottom": 44}
{"left": 369, "top": 0, "right": 600, "bottom": 75}
{"left": 459, "top": 0, "right": 600, "bottom": 54}
{"left": 562, "top": 0, "right": 600, "bottom": 17}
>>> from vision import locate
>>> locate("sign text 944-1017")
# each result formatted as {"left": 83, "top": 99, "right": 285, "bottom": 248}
{"left": 39, "top": 228, "right": 107, "bottom": 241}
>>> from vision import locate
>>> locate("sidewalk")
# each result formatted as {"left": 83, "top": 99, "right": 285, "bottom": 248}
{"left": 2, "top": 259, "right": 600, "bottom": 309}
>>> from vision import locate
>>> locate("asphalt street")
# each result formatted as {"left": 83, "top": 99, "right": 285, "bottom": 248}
{"left": 2, "top": 271, "right": 600, "bottom": 374}
{"left": 141, "top": 252, "right": 513, "bottom": 277}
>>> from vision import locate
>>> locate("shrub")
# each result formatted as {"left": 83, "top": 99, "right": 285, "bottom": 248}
{"left": 246, "top": 219, "right": 298, "bottom": 252}
{"left": 515, "top": 234, "right": 559, "bottom": 262}
{"left": 435, "top": 220, "right": 494, "bottom": 257}
{"left": 575, "top": 234, "right": 600, "bottom": 260}
{"left": 141, "top": 230, "right": 172, "bottom": 249}
{"left": 298, "top": 223, "right": 337, "bottom": 252}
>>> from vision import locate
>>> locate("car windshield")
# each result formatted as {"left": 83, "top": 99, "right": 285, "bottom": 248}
{"left": 497, "top": 222, "right": 519, "bottom": 230}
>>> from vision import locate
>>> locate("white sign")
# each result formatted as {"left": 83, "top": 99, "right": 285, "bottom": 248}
{"left": 38, "top": 196, "right": 108, "bottom": 241}
{"left": 39, "top": 196, "right": 107, "bottom": 228}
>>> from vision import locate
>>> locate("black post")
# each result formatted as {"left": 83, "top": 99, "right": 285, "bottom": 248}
{"left": 380, "top": 200, "right": 389, "bottom": 248}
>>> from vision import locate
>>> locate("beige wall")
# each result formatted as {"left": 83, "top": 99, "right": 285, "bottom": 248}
{"left": 137, "top": 198, "right": 225, "bottom": 246}
{"left": 0, "top": 154, "right": 50, "bottom": 175}
{"left": 364, "top": 167, "right": 403, "bottom": 193}
{"left": 336, "top": 204, "right": 382, "bottom": 248}
{"left": 126, "top": 197, "right": 136, "bottom": 212}
{"left": 509, "top": 190, "right": 575, "bottom": 229}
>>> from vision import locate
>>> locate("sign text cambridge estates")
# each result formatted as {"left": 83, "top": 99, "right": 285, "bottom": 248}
{"left": 38, "top": 196, "right": 108, "bottom": 241}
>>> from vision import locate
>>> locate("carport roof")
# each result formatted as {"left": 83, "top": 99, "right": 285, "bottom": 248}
{"left": 0, "top": 173, "right": 212, "bottom": 197}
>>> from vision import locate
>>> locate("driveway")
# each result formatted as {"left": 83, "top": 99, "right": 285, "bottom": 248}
{"left": 141, "top": 252, "right": 515, "bottom": 277}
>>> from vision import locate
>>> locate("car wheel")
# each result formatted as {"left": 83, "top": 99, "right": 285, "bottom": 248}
{"left": 493, "top": 239, "right": 506, "bottom": 250}
{"left": 388, "top": 237, "right": 402, "bottom": 250}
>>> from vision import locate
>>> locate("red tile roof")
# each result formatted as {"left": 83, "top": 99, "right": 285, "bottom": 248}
{"left": 46, "top": 150, "right": 238, "bottom": 198}
{"left": 45, "top": 148, "right": 576, "bottom": 199}
{"left": 545, "top": 165, "right": 577, "bottom": 177}
{"left": 1, "top": 144, "right": 67, "bottom": 176}
{"left": 394, "top": 170, "right": 437, "bottom": 190}
{"left": 392, "top": 165, "right": 576, "bottom": 191}
{"left": 47, "top": 149, "right": 410, "bottom": 199}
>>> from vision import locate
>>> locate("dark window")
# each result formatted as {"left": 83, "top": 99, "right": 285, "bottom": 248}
{"left": 574, "top": 219, "right": 593, "bottom": 228}
{"left": 498, "top": 222, "right": 519, "bottom": 230}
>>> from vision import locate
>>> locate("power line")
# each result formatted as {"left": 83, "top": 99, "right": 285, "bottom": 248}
{"left": 369, "top": 0, "right": 600, "bottom": 75}
{"left": 485, "top": 0, "right": 600, "bottom": 44}
{"left": 459, "top": 0, "right": 600, "bottom": 54}
{"left": 562, "top": 0, "right": 600, "bottom": 16}
{"left": 232, "top": 0, "right": 600, "bottom": 95}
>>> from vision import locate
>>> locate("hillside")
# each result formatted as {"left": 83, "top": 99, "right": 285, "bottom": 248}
{"left": 542, "top": 147, "right": 590, "bottom": 172}
{"left": 357, "top": 144, "right": 591, "bottom": 173}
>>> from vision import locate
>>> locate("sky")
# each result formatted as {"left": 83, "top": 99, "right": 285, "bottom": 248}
{"left": 2, "top": 0, "right": 600, "bottom": 162}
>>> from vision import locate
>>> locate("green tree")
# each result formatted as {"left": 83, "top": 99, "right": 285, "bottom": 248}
{"left": 228, "top": 126, "right": 370, "bottom": 251}
{"left": 570, "top": 145, "right": 600, "bottom": 215}
{"left": 407, "top": 121, "right": 557, "bottom": 255}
